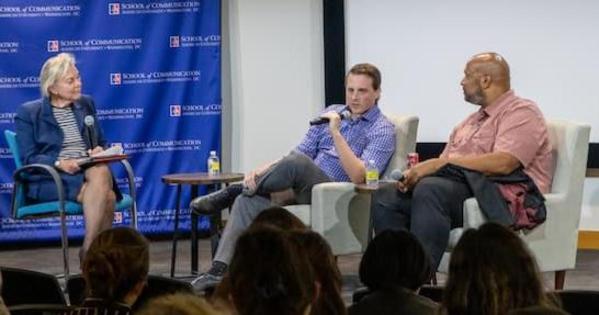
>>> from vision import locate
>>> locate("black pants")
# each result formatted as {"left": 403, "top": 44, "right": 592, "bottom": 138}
{"left": 371, "top": 176, "right": 472, "bottom": 269}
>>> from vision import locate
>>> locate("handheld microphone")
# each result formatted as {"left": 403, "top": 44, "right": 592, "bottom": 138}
{"left": 84, "top": 115, "right": 97, "bottom": 149}
{"left": 389, "top": 168, "right": 405, "bottom": 182}
{"left": 309, "top": 110, "right": 351, "bottom": 126}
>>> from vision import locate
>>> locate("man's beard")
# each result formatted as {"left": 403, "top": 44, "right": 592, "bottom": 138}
{"left": 464, "top": 88, "right": 485, "bottom": 105}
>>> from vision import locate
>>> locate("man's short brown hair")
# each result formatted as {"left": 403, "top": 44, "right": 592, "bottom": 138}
{"left": 348, "top": 63, "right": 381, "bottom": 90}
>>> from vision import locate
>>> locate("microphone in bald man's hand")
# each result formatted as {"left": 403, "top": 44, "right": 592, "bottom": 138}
{"left": 84, "top": 115, "right": 97, "bottom": 149}
{"left": 309, "top": 110, "right": 352, "bottom": 126}
{"left": 389, "top": 168, "right": 406, "bottom": 182}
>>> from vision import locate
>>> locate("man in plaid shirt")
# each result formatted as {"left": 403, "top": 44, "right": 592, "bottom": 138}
{"left": 191, "top": 63, "right": 396, "bottom": 291}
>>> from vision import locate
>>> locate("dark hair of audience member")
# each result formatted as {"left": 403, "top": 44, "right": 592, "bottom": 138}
{"left": 136, "top": 293, "right": 224, "bottom": 315}
{"left": 289, "top": 230, "right": 347, "bottom": 315}
{"left": 82, "top": 227, "right": 149, "bottom": 304}
{"left": 249, "top": 206, "right": 307, "bottom": 231}
{"left": 359, "top": 229, "right": 431, "bottom": 292}
{"left": 228, "top": 226, "right": 316, "bottom": 315}
{"left": 442, "top": 222, "right": 555, "bottom": 315}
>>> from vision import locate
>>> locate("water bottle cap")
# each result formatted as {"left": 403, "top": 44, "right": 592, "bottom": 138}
{"left": 210, "top": 150, "right": 216, "bottom": 155}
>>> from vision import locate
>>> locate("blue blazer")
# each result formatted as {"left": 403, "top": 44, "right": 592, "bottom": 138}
{"left": 15, "top": 95, "right": 113, "bottom": 201}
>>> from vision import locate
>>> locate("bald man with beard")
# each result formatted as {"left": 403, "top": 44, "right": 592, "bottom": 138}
{"left": 371, "top": 52, "right": 554, "bottom": 271}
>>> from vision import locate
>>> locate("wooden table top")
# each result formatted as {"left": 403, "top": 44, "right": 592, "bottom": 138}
{"left": 354, "top": 180, "right": 396, "bottom": 193}
{"left": 161, "top": 172, "right": 244, "bottom": 185}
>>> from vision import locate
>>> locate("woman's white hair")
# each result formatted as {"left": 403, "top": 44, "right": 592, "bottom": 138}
{"left": 39, "top": 53, "right": 76, "bottom": 98}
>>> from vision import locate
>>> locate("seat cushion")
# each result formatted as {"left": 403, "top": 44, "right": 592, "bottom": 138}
{"left": 447, "top": 228, "right": 464, "bottom": 250}
{"left": 284, "top": 204, "right": 311, "bottom": 226}
{"left": 16, "top": 193, "right": 133, "bottom": 218}
{"left": 16, "top": 201, "right": 83, "bottom": 218}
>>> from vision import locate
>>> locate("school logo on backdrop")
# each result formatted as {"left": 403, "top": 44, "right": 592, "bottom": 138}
{"left": 46, "top": 38, "right": 142, "bottom": 52}
{"left": 120, "top": 140, "right": 202, "bottom": 154}
{"left": 0, "top": 147, "right": 11, "bottom": 159}
{"left": 109, "top": 70, "right": 200, "bottom": 85}
{"left": 0, "top": 5, "right": 81, "bottom": 18}
{"left": 173, "top": 34, "right": 221, "bottom": 48}
{"left": 116, "top": 176, "right": 143, "bottom": 190}
{"left": 97, "top": 107, "right": 144, "bottom": 120}
{"left": 0, "top": 75, "right": 39, "bottom": 89}
{"left": 47, "top": 40, "right": 59, "bottom": 52}
{"left": 169, "top": 36, "right": 180, "bottom": 48}
{"left": 170, "top": 105, "right": 181, "bottom": 117}
{"left": 171, "top": 104, "right": 222, "bottom": 117}
{"left": 108, "top": 3, "right": 121, "bottom": 15}
{"left": 0, "top": 112, "right": 16, "bottom": 124}
{"left": 0, "top": 41, "right": 19, "bottom": 54}
{"left": 105, "top": 2, "right": 200, "bottom": 15}
{"left": 0, "top": 182, "right": 12, "bottom": 194}
{"left": 110, "top": 73, "right": 122, "bottom": 85}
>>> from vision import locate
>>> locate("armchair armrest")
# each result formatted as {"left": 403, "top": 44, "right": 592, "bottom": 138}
{"left": 463, "top": 193, "right": 569, "bottom": 231}
{"left": 11, "top": 164, "right": 65, "bottom": 217}
{"left": 311, "top": 182, "right": 371, "bottom": 255}
{"left": 311, "top": 182, "right": 355, "bottom": 232}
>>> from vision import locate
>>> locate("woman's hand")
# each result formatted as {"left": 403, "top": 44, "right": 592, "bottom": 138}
{"left": 56, "top": 159, "right": 81, "bottom": 174}
{"left": 88, "top": 146, "right": 104, "bottom": 156}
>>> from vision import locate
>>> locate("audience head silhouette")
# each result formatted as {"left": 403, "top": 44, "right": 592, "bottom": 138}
{"left": 228, "top": 226, "right": 315, "bottom": 315}
{"left": 249, "top": 206, "right": 306, "bottom": 231}
{"left": 442, "top": 222, "right": 554, "bottom": 315}
{"left": 136, "top": 293, "right": 225, "bottom": 315}
{"left": 289, "top": 230, "right": 346, "bottom": 315}
{"left": 82, "top": 227, "right": 149, "bottom": 306}
{"left": 360, "top": 229, "right": 431, "bottom": 291}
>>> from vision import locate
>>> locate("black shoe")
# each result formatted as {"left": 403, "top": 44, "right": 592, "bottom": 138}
{"left": 190, "top": 183, "right": 243, "bottom": 215}
{"left": 191, "top": 261, "right": 227, "bottom": 292}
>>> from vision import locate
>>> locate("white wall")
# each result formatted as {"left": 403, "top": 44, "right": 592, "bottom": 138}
{"left": 346, "top": 0, "right": 599, "bottom": 142}
{"left": 346, "top": 0, "right": 599, "bottom": 230}
{"left": 224, "top": 0, "right": 324, "bottom": 173}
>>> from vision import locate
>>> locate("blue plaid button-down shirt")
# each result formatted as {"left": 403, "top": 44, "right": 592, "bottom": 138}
{"left": 295, "top": 104, "right": 396, "bottom": 182}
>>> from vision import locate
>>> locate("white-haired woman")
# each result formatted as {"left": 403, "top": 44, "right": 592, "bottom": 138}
{"left": 15, "top": 53, "right": 119, "bottom": 264}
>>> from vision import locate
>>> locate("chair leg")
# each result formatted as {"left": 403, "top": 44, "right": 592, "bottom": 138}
{"left": 59, "top": 212, "right": 70, "bottom": 292}
{"left": 555, "top": 270, "right": 566, "bottom": 290}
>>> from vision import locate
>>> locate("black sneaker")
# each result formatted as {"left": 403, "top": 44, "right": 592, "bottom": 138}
{"left": 190, "top": 183, "right": 243, "bottom": 215}
{"left": 191, "top": 261, "right": 227, "bottom": 292}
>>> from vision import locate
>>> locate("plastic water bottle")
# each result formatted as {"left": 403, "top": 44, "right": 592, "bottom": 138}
{"left": 365, "top": 159, "right": 379, "bottom": 186}
{"left": 207, "top": 150, "right": 220, "bottom": 176}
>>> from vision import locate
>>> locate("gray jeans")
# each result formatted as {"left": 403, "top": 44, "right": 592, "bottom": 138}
{"left": 371, "top": 176, "right": 472, "bottom": 270}
{"left": 213, "top": 151, "right": 331, "bottom": 264}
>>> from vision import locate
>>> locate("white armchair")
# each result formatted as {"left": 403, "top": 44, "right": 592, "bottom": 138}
{"left": 286, "top": 114, "right": 419, "bottom": 255}
{"left": 437, "top": 120, "right": 591, "bottom": 289}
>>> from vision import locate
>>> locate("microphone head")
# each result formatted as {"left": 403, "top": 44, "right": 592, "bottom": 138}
{"left": 389, "top": 168, "right": 405, "bottom": 181}
{"left": 340, "top": 110, "right": 351, "bottom": 120}
{"left": 84, "top": 115, "right": 95, "bottom": 126}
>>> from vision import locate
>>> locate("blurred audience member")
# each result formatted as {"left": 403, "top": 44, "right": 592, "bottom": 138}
{"left": 80, "top": 227, "right": 149, "bottom": 314}
{"left": 227, "top": 226, "right": 316, "bottom": 315}
{"left": 348, "top": 229, "right": 437, "bottom": 315}
{"left": 136, "top": 293, "right": 227, "bottom": 315}
{"left": 290, "top": 230, "right": 346, "bottom": 315}
{"left": 507, "top": 305, "right": 570, "bottom": 315}
{"left": 441, "top": 222, "right": 558, "bottom": 315}
{"left": 249, "top": 206, "right": 307, "bottom": 231}
{"left": 0, "top": 273, "right": 8, "bottom": 315}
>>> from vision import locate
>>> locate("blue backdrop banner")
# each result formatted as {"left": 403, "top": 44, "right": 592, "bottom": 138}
{"left": 0, "top": 0, "right": 221, "bottom": 243}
